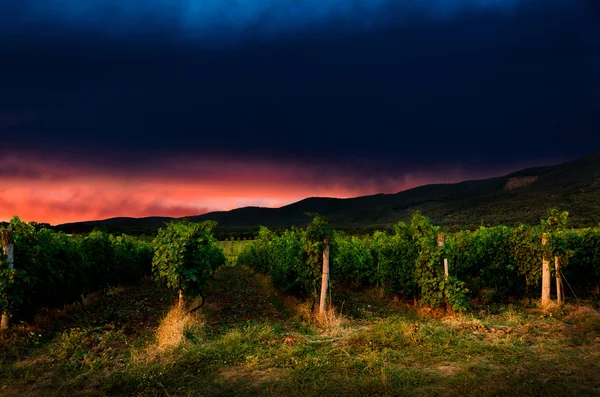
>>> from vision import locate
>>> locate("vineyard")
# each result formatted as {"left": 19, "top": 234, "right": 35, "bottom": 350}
{"left": 237, "top": 211, "right": 600, "bottom": 311}
{"left": 1, "top": 211, "right": 600, "bottom": 326}
{"left": 0, "top": 217, "right": 225, "bottom": 327}
{"left": 1, "top": 212, "right": 600, "bottom": 396}
{"left": 0, "top": 217, "right": 153, "bottom": 324}
{"left": 216, "top": 239, "right": 254, "bottom": 261}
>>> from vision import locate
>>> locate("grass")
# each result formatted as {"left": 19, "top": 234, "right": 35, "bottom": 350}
{"left": 217, "top": 240, "right": 254, "bottom": 262}
{"left": 1, "top": 265, "right": 599, "bottom": 396}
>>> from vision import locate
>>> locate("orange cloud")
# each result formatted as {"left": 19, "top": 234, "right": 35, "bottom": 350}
{"left": 0, "top": 152, "right": 508, "bottom": 224}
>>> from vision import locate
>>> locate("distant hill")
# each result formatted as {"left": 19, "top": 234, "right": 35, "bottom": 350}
{"left": 56, "top": 153, "right": 600, "bottom": 235}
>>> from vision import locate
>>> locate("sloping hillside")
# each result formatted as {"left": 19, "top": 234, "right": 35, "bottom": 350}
{"left": 56, "top": 153, "right": 600, "bottom": 234}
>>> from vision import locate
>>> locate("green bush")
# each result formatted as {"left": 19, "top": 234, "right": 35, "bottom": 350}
{"left": 370, "top": 224, "right": 418, "bottom": 296}
{"left": 0, "top": 266, "right": 28, "bottom": 316}
{"left": 447, "top": 226, "right": 516, "bottom": 300}
{"left": 152, "top": 221, "right": 225, "bottom": 298}
{"left": 332, "top": 232, "right": 374, "bottom": 286}
{"left": 237, "top": 226, "right": 273, "bottom": 274}
{"left": 562, "top": 228, "right": 600, "bottom": 294}
{"left": 267, "top": 228, "right": 306, "bottom": 295}
{"left": 112, "top": 234, "right": 153, "bottom": 283}
{"left": 237, "top": 215, "right": 333, "bottom": 301}
{"left": 237, "top": 210, "right": 600, "bottom": 310}
{"left": 2, "top": 217, "right": 153, "bottom": 321}
{"left": 411, "top": 211, "right": 469, "bottom": 311}
{"left": 509, "top": 224, "right": 543, "bottom": 294}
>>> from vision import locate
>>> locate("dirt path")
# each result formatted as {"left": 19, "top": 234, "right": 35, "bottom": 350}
{"left": 202, "top": 265, "right": 290, "bottom": 330}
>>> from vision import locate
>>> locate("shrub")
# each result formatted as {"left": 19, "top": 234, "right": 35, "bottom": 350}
{"left": 411, "top": 211, "right": 469, "bottom": 311}
{"left": 152, "top": 221, "right": 225, "bottom": 299}
{"left": 333, "top": 232, "right": 375, "bottom": 286}
{"left": 370, "top": 224, "right": 418, "bottom": 297}
{"left": 2, "top": 217, "right": 153, "bottom": 321}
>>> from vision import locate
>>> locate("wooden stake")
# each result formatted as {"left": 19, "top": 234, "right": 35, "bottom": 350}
{"left": 0, "top": 313, "right": 8, "bottom": 329}
{"left": 437, "top": 233, "right": 446, "bottom": 247}
{"left": 555, "top": 256, "right": 563, "bottom": 306}
{"left": 541, "top": 233, "right": 551, "bottom": 307}
{"left": 437, "top": 234, "right": 449, "bottom": 278}
{"left": 2, "top": 230, "right": 14, "bottom": 270}
{"left": 319, "top": 237, "right": 330, "bottom": 317}
{"left": 1, "top": 230, "right": 14, "bottom": 330}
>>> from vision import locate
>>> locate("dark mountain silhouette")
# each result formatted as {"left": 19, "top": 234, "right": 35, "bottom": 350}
{"left": 56, "top": 153, "right": 600, "bottom": 234}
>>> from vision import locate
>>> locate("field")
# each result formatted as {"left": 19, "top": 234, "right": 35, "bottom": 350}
{"left": 216, "top": 239, "right": 254, "bottom": 260}
{"left": 1, "top": 263, "right": 599, "bottom": 397}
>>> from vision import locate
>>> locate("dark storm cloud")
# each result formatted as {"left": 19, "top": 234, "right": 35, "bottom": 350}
{"left": 2, "top": 0, "right": 599, "bottom": 223}
{"left": 0, "top": 0, "right": 598, "bottom": 171}
{"left": 1, "top": 0, "right": 525, "bottom": 40}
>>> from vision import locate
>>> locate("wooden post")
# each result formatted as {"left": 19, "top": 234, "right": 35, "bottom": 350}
{"left": 437, "top": 234, "right": 448, "bottom": 278}
{"left": 319, "top": 237, "right": 330, "bottom": 317}
{"left": 2, "top": 230, "right": 14, "bottom": 270}
{"left": 1, "top": 230, "right": 14, "bottom": 330}
{"left": 541, "top": 233, "right": 551, "bottom": 307}
{"left": 555, "top": 256, "right": 563, "bottom": 306}
{"left": 437, "top": 233, "right": 445, "bottom": 247}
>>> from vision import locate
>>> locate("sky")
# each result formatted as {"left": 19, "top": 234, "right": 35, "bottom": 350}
{"left": 1, "top": 0, "right": 599, "bottom": 224}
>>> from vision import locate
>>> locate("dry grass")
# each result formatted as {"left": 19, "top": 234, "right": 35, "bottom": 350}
{"left": 282, "top": 295, "right": 312, "bottom": 322}
{"left": 155, "top": 305, "right": 195, "bottom": 351}
{"left": 131, "top": 304, "right": 201, "bottom": 364}
{"left": 3, "top": 266, "right": 600, "bottom": 397}
{"left": 563, "top": 305, "right": 600, "bottom": 340}
{"left": 82, "top": 290, "right": 104, "bottom": 306}
{"left": 106, "top": 285, "right": 126, "bottom": 296}
{"left": 442, "top": 313, "right": 487, "bottom": 331}
{"left": 564, "top": 305, "right": 600, "bottom": 322}
{"left": 314, "top": 305, "right": 348, "bottom": 333}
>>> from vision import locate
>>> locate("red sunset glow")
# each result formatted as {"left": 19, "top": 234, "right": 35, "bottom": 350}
{"left": 0, "top": 152, "right": 512, "bottom": 225}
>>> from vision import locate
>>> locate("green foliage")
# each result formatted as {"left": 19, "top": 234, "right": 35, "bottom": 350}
{"left": 111, "top": 234, "right": 153, "bottom": 283}
{"left": 6, "top": 206, "right": 600, "bottom": 325}
{"left": 541, "top": 209, "right": 570, "bottom": 262}
{"left": 238, "top": 215, "right": 334, "bottom": 300}
{"left": 332, "top": 232, "right": 374, "bottom": 285}
{"left": 1, "top": 217, "right": 153, "bottom": 321}
{"left": 411, "top": 211, "right": 470, "bottom": 311}
{"left": 370, "top": 224, "right": 418, "bottom": 296}
{"left": 0, "top": 265, "right": 28, "bottom": 313}
{"left": 267, "top": 228, "right": 306, "bottom": 295}
{"left": 81, "top": 231, "right": 117, "bottom": 291}
{"left": 152, "top": 221, "right": 225, "bottom": 296}
{"left": 236, "top": 227, "right": 272, "bottom": 274}
{"left": 542, "top": 209, "right": 569, "bottom": 233}
{"left": 509, "top": 225, "right": 543, "bottom": 292}
{"left": 239, "top": 210, "right": 600, "bottom": 311}
{"left": 447, "top": 226, "right": 517, "bottom": 300}
{"left": 559, "top": 227, "right": 600, "bottom": 293}
{"left": 303, "top": 214, "right": 334, "bottom": 295}
{"left": 440, "top": 276, "right": 470, "bottom": 312}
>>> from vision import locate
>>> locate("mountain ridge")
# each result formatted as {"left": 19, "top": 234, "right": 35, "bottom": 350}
{"left": 56, "top": 153, "right": 600, "bottom": 234}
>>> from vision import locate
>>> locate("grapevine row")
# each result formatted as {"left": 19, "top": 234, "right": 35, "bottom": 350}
{"left": 238, "top": 211, "right": 600, "bottom": 311}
